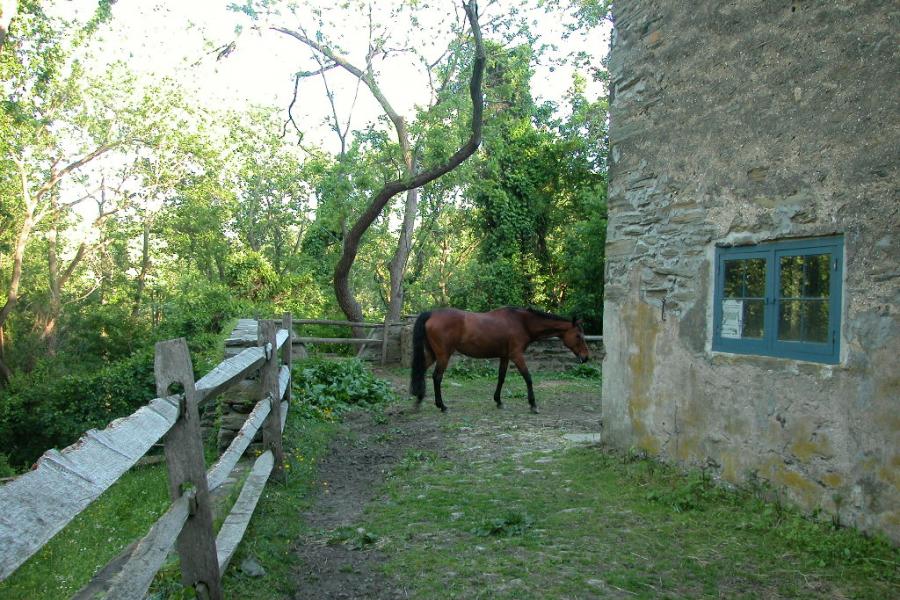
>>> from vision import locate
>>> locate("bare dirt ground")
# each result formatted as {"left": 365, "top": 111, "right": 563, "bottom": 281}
{"left": 287, "top": 370, "right": 601, "bottom": 599}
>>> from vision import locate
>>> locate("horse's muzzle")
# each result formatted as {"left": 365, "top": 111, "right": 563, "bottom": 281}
{"left": 579, "top": 355, "right": 589, "bottom": 364}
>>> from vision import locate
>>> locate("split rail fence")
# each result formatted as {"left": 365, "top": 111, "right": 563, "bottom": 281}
{"left": 0, "top": 314, "right": 295, "bottom": 600}
{"left": 230, "top": 317, "right": 407, "bottom": 365}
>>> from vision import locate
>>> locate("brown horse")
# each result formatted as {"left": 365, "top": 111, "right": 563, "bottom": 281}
{"left": 409, "top": 307, "right": 590, "bottom": 414}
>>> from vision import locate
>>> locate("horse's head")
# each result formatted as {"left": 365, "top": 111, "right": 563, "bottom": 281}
{"left": 562, "top": 317, "right": 590, "bottom": 363}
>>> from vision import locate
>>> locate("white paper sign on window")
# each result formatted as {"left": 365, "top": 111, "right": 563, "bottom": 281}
{"left": 721, "top": 299, "right": 743, "bottom": 339}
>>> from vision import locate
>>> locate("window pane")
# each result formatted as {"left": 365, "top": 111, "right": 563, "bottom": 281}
{"left": 720, "top": 299, "right": 765, "bottom": 339}
{"left": 780, "top": 254, "right": 830, "bottom": 299}
{"left": 778, "top": 299, "right": 830, "bottom": 343}
{"left": 743, "top": 299, "right": 765, "bottom": 338}
{"left": 724, "top": 258, "right": 766, "bottom": 298}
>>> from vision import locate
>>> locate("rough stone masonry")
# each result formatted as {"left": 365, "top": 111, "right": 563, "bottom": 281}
{"left": 602, "top": 0, "right": 899, "bottom": 541}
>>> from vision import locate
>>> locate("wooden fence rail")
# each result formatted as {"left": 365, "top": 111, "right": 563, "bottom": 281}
{"left": 0, "top": 314, "right": 295, "bottom": 600}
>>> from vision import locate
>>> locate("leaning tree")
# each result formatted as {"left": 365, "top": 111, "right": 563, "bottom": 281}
{"left": 235, "top": 0, "right": 485, "bottom": 330}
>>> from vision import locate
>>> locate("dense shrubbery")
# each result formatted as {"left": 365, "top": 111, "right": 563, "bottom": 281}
{"left": 0, "top": 349, "right": 156, "bottom": 468}
{"left": 0, "top": 284, "right": 243, "bottom": 470}
{"left": 291, "top": 358, "right": 396, "bottom": 421}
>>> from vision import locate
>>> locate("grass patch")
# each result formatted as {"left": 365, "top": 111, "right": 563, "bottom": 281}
{"left": 359, "top": 440, "right": 898, "bottom": 599}
{"left": 143, "top": 410, "right": 339, "bottom": 599}
{"left": 216, "top": 414, "right": 337, "bottom": 597}
{"left": 0, "top": 356, "right": 392, "bottom": 599}
{"left": 0, "top": 464, "right": 171, "bottom": 599}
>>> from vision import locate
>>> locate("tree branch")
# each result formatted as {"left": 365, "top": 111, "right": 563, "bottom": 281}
{"left": 332, "top": 0, "right": 485, "bottom": 321}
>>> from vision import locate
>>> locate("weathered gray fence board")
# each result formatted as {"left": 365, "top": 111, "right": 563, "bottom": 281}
{"left": 195, "top": 346, "right": 265, "bottom": 402}
{"left": 225, "top": 327, "right": 289, "bottom": 348}
{"left": 74, "top": 492, "right": 193, "bottom": 600}
{"left": 294, "top": 318, "right": 388, "bottom": 327}
{"left": 294, "top": 336, "right": 383, "bottom": 344}
{"left": 215, "top": 451, "right": 275, "bottom": 573}
{"left": 208, "top": 360, "right": 291, "bottom": 489}
{"left": 281, "top": 314, "right": 293, "bottom": 407}
{"left": 280, "top": 401, "right": 288, "bottom": 433}
{"left": 206, "top": 399, "right": 271, "bottom": 492}
{"left": 278, "top": 364, "right": 289, "bottom": 399}
{"left": 275, "top": 328, "right": 288, "bottom": 350}
{"left": 0, "top": 395, "right": 180, "bottom": 580}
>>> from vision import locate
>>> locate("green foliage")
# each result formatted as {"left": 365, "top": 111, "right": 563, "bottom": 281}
{"left": 0, "top": 464, "right": 171, "bottom": 600}
{"left": 291, "top": 358, "right": 396, "bottom": 421}
{"left": 446, "top": 360, "right": 496, "bottom": 380}
{"left": 0, "top": 281, "right": 236, "bottom": 469}
{"left": 472, "top": 510, "right": 534, "bottom": 537}
{"left": 0, "top": 348, "right": 156, "bottom": 468}
{"left": 0, "top": 452, "right": 15, "bottom": 478}
{"left": 224, "top": 250, "right": 280, "bottom": 303}
{"left": 560, "top": 362, "right": 601, "bottom": 380}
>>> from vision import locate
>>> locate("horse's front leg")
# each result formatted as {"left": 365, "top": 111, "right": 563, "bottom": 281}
{"left": 494, "top": 357, "right": 509, "bottom": 408}
{"left": 511, "top": 355, "right": 538, "bottom": 414}
{"left": 432, "top": 358, "right": 449, "bottom": 413}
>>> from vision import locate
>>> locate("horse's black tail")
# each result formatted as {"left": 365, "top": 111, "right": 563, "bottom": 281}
{"left": 410, "top": 311, "right": 432, "bottom": 399}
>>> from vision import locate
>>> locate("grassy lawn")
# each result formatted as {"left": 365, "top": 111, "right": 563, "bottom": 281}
{"left": 3, "top": 367, "right": 896, "bottom": 599}
{"left": 0, "top": 406, "right": 339, "bottom": 600}
{"left": 356, "top": 373, "right": 899, "bottom": 600}
{"left": 0, "top": 464, "right": 172, "bottom": 599}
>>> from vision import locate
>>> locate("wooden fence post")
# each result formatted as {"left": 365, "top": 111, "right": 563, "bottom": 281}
{"left": 155, "top": 339, "right": 223, "bottom": 600}
{"left": 281, "top": 312, "right": 293, "bottom": 406}
{"left": 259, "top": 320, "right": 285, "bottom": 480}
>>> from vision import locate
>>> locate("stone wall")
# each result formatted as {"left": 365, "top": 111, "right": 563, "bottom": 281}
{"left": 603, "top": 1, "right": 899, "bottom": 540}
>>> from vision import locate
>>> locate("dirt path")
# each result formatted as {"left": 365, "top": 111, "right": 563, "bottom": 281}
{"left": 288, "top": 371, "right": 602, "bottom": 599}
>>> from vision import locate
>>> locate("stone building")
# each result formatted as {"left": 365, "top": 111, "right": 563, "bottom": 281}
{"left": 601, "top": 1, "right": 899, "bottom": 540}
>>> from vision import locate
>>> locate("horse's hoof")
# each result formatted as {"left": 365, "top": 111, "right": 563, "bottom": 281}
{"left": 438, "top": 405, "right": 448, "bottom": 413}
{"left": 412, "top": 402, "right": 422, "bottom": 412}
{"left": 530, "top": 407, "right": 540, "bottom": 414}
{"left": 495, "top": 402, "right": 504, "bottom": 409}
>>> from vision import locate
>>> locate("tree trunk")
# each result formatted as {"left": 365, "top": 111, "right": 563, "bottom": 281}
{"left": 42, "top": 186, "right": 61, "bottom": 355}
{"left": 333, "top": 1, "right": 485, "bottom": 329}
{"left": 0, "top": 160, "right": 38, "bottom": 352}
{"left": 132, "top": 218, "right": 151, "bottom": 317}
{"left": 0, "top": 326, "right": 11, "bottom": 385}
{"left": 387, "top": 181, "right": 420, "bottom": 322}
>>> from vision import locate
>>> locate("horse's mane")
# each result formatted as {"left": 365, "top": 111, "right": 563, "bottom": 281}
{"left": 505, "top": 306, "right": 573, "bottom": 323}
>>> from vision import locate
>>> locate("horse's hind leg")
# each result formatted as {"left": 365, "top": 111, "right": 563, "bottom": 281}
{"left": 511, "top": 354, "right": 538, "bottom": 414}
{"left": 493, "top": 357, "right": 509, "bottom": 408}
{"left": 432, "top": 355, "right": 449, "bottom": 413}
{"left": 413, "top": 350, "right": 435, "bottom": 411}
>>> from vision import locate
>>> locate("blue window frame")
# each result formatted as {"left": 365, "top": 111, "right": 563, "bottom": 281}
{"left": 713, "top": 236, "right": 843, "bottom": 363}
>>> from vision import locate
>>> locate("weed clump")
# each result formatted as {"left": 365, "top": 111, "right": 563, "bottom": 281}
{"left": 472, "top": 511, "right": 534, "bottom": 537}
{"left": 292, "top": 358, "right": 397, "bottom": 421}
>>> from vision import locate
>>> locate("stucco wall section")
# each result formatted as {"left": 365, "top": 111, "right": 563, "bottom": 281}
{"left": 602, "top": 0, "right": 899, "bottom": 541}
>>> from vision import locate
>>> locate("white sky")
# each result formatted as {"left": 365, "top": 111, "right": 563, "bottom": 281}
{"left": 56, "top": 0, "right": 611, "bottom": 152}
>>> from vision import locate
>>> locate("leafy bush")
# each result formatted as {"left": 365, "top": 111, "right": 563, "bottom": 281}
{"left": 0, "top": 282, "right": 237, "bottom": 470}
{"left": 446, "top": 360, "right": 496, "bottom": 379}
{"left": 0, "top": 453, "right": 15, "bottom": 478}
{"left": 0, "top": 348, "right": 157, "bottom": 469}
{"left": 224, "top": 250, "right": 279, "bottom": 303}
{"left": 158, "top": 279, "right": 245, "bottom": 340}
{"left": 291, "top": 358, "right": 396, "bottom": 421}
{"left": 561, "top": 362, "right": 601, "bottom": 380}
{"left": 472, "top": 510, "right": 534, "bottom": 537}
